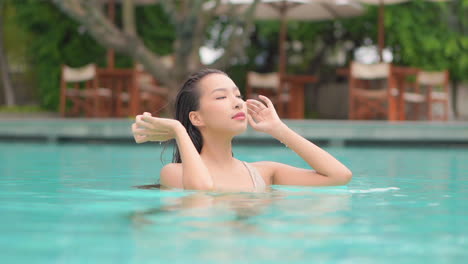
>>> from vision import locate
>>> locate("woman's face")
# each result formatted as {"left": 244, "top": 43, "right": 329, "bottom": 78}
{"left": 193, "top": 73, "right": 247, "bottom": 134}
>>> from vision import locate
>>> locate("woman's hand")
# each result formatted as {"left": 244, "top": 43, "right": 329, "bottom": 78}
{"left": 132, "top": 112, "right": 182, "bottom": 144}
{"left": 246, "top": 95, "right": 285, "bottom": 135}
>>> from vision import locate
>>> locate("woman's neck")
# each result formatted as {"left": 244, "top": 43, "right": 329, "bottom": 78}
{"left": 199, "top": 131, "right": 235, "bottom": 166}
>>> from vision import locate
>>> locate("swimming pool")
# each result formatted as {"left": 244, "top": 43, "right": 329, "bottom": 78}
{"left": 1, "top": 142, "right": 467, "bottom": 263}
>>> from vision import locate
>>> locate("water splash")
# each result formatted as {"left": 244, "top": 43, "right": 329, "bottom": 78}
{"left": 349, "top": 187, "right": 400, "bottom": 193}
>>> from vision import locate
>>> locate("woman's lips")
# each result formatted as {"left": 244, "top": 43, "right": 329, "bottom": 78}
{"left": 232, "top": 112, "right": 246, "bottom": 120}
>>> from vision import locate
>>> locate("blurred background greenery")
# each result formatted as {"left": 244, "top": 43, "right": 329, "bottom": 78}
{"left": 0, "top": 0, "right": 466, "bottom": 118}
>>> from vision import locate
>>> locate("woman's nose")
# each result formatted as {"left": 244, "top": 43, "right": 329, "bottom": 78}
{"left": 234, "top": 100, "right": 243, "bottom": 109}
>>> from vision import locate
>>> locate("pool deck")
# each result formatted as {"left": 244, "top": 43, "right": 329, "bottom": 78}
{"left": 0, "top": 117, "right": 467, "bottom": 146}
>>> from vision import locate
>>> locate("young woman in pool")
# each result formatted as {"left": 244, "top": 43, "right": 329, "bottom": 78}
{"left": 132, "top": 69, "right": 352, "bottom": 192}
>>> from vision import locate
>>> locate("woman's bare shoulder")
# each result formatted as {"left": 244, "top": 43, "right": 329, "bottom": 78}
{"left": 160, "top": 163, "right": 183, "bottom": 189}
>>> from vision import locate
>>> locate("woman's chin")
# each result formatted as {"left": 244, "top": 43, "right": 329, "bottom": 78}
{"left": 211, "top": 120, "right": 247, "bottom": 136}
{"left": 228, "top": 122, "right": 248, "bottom": 135}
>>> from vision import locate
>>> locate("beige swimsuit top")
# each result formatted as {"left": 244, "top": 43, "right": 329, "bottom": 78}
{"left": 242, "top": 161, "right": 267, "bottom": 191}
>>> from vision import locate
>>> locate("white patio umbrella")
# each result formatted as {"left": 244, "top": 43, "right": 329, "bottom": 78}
{"left": 212, "top": 0, "right": 364, "bottom": 77}
{"left": 355, "top": 0, "right": 449, "bottom": 61}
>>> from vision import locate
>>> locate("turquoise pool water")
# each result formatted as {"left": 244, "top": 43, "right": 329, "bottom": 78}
{"left": 0, "top": 142, "right": 467, "bottom": 264}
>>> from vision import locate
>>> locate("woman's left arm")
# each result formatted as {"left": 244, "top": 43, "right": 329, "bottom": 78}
{"left": 247, "top": 96, "right": 352, "bottom": 186}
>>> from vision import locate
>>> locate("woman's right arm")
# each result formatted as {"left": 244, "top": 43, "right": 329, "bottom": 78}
{"left": 133, "top": 114, "right": 214, "bottom": 191}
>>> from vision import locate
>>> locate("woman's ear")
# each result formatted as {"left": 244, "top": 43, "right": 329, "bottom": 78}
{"left": 189, "top": 111, "right": 204, "bottom": 127}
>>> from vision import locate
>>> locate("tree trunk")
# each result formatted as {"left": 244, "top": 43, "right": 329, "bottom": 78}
{"left": 0, "top": 0, "right": 15, "bottom": 106}
{"left": 52, "top": 0, "right": 258, "bottom": 114}
{"left": 122, "top": 0, "right": 136, "bottom": 36}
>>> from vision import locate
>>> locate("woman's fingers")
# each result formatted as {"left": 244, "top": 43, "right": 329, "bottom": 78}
{"left": 246, "top": 101, "right": 267, "bottom": 118}
{"left": 248, "top": 108, "right": 263, "bottom": 122}
{"left": 133, "top": 114, "right": 179, "bottom": 143}
{"left": 135, "top": 133, "right": 171, "bottom": 143}
{"left": 131, "top": 123, "right": 138, "bottom": 132}
{"left": 134, "top": 129, "right": 169, "bottom": 137}
{"left": 135, "top": 119, "right": 153, "bottom": 130}
{"left": 247, "top": 114, "right": 259, "bottom": 130}
{"left": 247, "top": 107, "right": 259, "bottom": 117}
{"left": 135, "top": 115, "right": 154, "bottom": 129}
{"left": 247, "top": 96, "right": 272, "bottom": 109}
{"left": 246, "top": 99, "right": 266, "bottom": 109}
{"left": 132, "top": 123, "right": 146, "bottom": 143}
{"left": 140, "top": 115, "right": 176, "bottom": 128}
{"left": 145, "top": 132, "right": 170, "bottom": 137}
{"left": 246, "top": 108, "right": 258, "bottom": 117}
{"left": 141, "top": 115, "right": 158, "bottom": 123}
{"left": 247, "top": 103, "right": 262, "bottom": 113}
{"left": 258, "top": 95, "right": 274, "bottom": 109}
{"left": 134, "top": 134, "right": 147, "bottom": 144}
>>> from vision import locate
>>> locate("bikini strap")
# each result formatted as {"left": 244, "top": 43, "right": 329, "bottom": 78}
{"left": 242, "top": 161, "right": 266, "bottom": 191}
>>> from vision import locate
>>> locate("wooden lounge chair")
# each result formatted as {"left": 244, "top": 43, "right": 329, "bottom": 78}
{"left": 59, "top": 64, "right": 112, "bottom": 117}
{"left": 97, "top": 67, "right": 143, "bottom": 117}
{"left": 348, "top": 62, "right": 399, "bottom": 120}
{"left": 402, "top": 70, "right": 450, "bottom": 121}
{"left": 97, "top": 65, "right": 168, "bottom": 117}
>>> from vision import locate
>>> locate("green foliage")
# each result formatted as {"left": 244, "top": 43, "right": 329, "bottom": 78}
{"left": 3, "top": 2, "right": 30, "bottom": 67}
{"left": 0, "top": 105, "right": 43, "bottom": 113}
{"left": 379, "top": 0, "right": 468, "bottom": 81}
{"left": 228, "top": 0, "right": 467, "bottom": 83}
{"left": 136, "top": 5, "right": 175, "bottom": 56}
{"left": 9, "top": 0, "right": 106, "bottom": 110}
{"left": 224, "top": 8, "right": 377, "bottom": 86}
{"left": 7, "top": 1, "right": 174, "bottom": 110}
{"left": 3, "top": 0, "right": 467, "bottom": 111}
{"left": 360, "top": 0, "right": 468, "bottom": 80}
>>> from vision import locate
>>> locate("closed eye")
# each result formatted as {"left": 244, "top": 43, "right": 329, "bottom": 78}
{"left": 216, "top": 96, "right": 226, "bottom": 100}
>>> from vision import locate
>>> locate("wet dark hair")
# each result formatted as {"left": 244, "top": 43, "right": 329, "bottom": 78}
{"left": 172, "top": 69, "right": 227, "bottom": 163}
